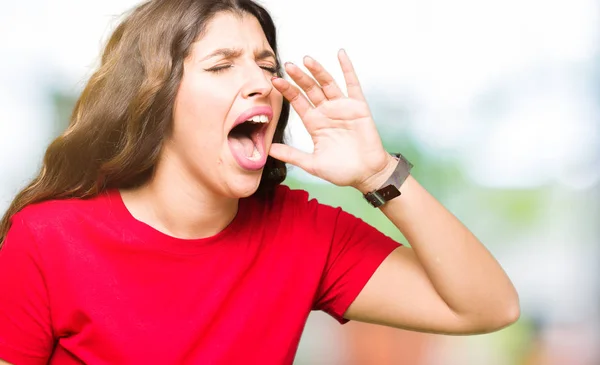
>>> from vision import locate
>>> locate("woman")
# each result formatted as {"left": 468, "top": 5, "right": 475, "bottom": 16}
{"left": 0, "top": 0, "right": 520, "bottom": 364}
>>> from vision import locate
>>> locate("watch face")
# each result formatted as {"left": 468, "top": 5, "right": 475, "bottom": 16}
{"left": 365, "top": 192, "right": 387, "bottom": 207}
{"left": 378, "top": 185, "right": 401, "bottom": 201}
{"left": 364, "top": 153, "right": 411, "bottom": 208}
{"left": 364, "top": 186, "right": 401, "bottom": 208}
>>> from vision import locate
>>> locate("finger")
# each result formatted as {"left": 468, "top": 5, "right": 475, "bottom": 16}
{"left": 269, "top": 143, "right": 314, "bottom": 173}
{"left": 271, "top": 76, "right": 312, "bottom": 119}
{"left": 319, "top": 98, "right": 370, "bottom": 121}
{"left": 304, "top": 56, "right": 345, "bottom": 101}
{"left": 284, "top": 62, "right": 327, "bottom": 107}
{"left": 338, "top": 49, "right": 365, "bottom": 100}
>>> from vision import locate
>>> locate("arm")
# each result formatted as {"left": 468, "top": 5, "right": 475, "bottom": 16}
{"left": 268, "top": 49, "right": 519, "bottom": 335}
{"left": 344, "top": 166, "right": 519, "bottom": 334}
{"left": 0, "top": 215, "right": 54, "bottom": 364}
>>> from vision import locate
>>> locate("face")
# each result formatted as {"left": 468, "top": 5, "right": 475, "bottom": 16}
{"left": 163, "top": 12, "right": 283, "bottom": 198}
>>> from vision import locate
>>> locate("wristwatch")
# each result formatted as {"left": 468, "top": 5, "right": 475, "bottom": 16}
{"left": 363, "top": 153, "right": 413, "bottom": 208}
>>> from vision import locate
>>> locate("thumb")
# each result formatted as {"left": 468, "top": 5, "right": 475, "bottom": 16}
{"left": 269, "top": 143, "right": 313, "bottom": 172}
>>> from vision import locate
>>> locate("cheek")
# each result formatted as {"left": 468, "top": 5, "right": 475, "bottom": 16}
{"left": 173, "top": 80, "right": 232, "bottom": 146}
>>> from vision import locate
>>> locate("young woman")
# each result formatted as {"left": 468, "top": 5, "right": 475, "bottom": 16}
{"left": 0, "top": 0, "right": 520, "bottom": 364}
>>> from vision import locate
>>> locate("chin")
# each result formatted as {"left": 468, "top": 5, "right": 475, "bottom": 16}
{"left": 226, "top": 170, "right": 263, "bottom": 198}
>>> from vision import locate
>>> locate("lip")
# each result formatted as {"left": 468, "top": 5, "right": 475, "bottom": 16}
{"left": 230, "top": 105, "right": 274, "bottom": 131}
{"left": 227, "top": 105, "right": 274, "bottom": 171}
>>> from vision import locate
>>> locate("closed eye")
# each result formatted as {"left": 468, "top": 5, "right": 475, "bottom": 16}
{"left": 260, "top": 65, "right": 278, "bottom": 74}
{"left": 205, "top": 65, "right": 232, "bottom": 74}
{"left": 205, "top": 64, "right": 279, "bottom": 75}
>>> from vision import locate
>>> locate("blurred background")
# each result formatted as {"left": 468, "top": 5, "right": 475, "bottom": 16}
{"left": 1, "top": 0, "right": 598, "bottom": 364}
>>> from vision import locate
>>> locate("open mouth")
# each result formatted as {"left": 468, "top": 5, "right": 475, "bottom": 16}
{"left": 227, "top": 112, "right": 271, "bottom": 170}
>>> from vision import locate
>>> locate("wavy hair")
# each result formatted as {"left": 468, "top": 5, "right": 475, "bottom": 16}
{"left": 0, "top": 0, "right": 290, "bottom": 247}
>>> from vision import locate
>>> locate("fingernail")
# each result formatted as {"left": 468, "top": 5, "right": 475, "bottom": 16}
{"left": 284, "top": 61, "right": 294, "bottom": 67}
{"left": 271, "top": 76, "right": 279, "bottom": 81}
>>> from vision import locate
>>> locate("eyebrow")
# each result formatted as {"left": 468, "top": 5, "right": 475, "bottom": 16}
{"left": 200, "top": 47, "right": 277, "bottom": 62}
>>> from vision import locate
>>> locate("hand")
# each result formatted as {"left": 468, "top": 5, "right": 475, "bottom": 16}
{"left": 269, "top": 49, "right": 396, "bottom": 193}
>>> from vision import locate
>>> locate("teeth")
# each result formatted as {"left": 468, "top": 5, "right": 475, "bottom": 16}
{"left": 246, "top": 145, "right": 261, "bottom": 161}
{"left": 247, "top": 114, "right": 269, "bottom": 124}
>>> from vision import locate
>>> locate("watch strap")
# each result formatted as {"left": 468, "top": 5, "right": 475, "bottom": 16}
{"left": 384, "top": 153, "right": 413, "bottom": 189}
{"left": 363, "top": 153, "right": 413, "bottom": 208}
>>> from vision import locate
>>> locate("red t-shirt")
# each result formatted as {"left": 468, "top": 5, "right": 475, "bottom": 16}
{"left": 0, "top": 185, "right": 399, "bottom": 364}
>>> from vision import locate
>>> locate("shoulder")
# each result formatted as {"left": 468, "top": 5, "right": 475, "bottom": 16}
{"left": 269, "top": 184, "right": 384, "bottom": 235}
{"left": 273, "top": 184, "right": 310, "bottom": 203}
{"left": 3, "top": 195, "right": 109, "bottom": 265}
{"left": 261, "top": 184, "right": 344, "bottom": 227}
{"left": 11, "top": 191, "right": 112, "bottom": 236}
{"left": 271, "top": 184, "right": 334, "bottom": 213}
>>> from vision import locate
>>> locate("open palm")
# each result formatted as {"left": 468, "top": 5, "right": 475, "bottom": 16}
{"left": 269, "top": 50, "right": 391, "bottom": 189}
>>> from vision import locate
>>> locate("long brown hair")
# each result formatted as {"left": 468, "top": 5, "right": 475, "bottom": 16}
{"left": 0, "top": 0, "right": 290, "bottom": 247}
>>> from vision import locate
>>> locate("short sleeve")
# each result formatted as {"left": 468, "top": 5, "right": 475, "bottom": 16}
{"left": 310, "top": 199, "right": 401, "bottom": 324}
{"left": 0, "top": 216, "right": 54, "bottom": 365}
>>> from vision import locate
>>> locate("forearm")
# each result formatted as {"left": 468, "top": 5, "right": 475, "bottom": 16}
{"left": 382, "top": 176, "right": 519, "bottom": 318}
{"left": 357, "top": 159, "right": 520, "bottom": 322}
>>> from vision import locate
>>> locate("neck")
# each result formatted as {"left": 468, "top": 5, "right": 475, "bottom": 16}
{"left": 120, "top": 160, "right": 239, "bottom": 240}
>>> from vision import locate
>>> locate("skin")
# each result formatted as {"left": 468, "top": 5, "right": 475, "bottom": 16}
{"left": 270, "top": 51, "right": 520, "bottom": 334}
{"left": 121, "top": 12, "right": 283, "bottom": 239}
{"left": 0, "top": 10, "right": 520, "bottom": 365}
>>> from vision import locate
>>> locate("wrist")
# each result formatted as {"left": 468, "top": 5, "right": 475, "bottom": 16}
{"left": 355, "top": 154, "right": 399, "bottom": 194}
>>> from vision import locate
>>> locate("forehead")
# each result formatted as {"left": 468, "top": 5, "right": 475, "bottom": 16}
{"left": 193, "top": 12, "right": 273, "bottom": 57}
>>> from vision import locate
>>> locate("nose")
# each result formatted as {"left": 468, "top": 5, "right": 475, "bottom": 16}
{"left": 241, "top": 65, "right": 274, "bottom": 99}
